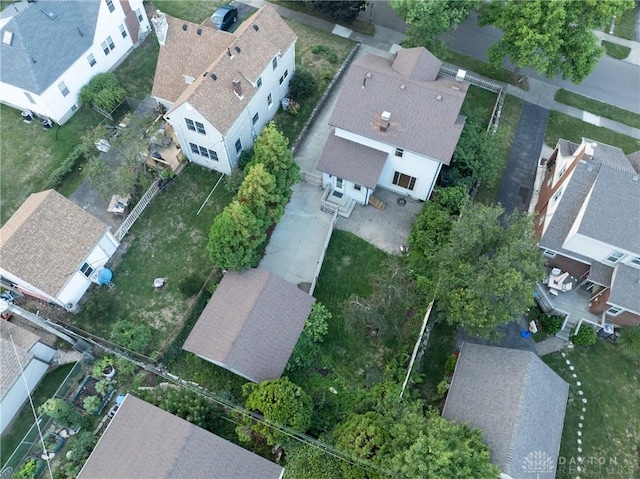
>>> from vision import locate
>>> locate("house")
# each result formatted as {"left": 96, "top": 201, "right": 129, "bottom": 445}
{"left": 150, "top": 5, "right": 297, "bottom": 175}
{"left": 534, "top": 138, "right": 640, "bottom": 327}
{"left": 0, "top": 190, "right": 120, "bottom": 312}
{"left": 443, "top": 343, "right": 569, "bottom": 479}
{"left": 183, "top": 269, "right": 315, "bottom": 383}
{"left": 0, "top": 320, "right": 57, "bottom": 434}
{"left": 316, "top": 47, "right": 468, "bottom": 207}
{"left": 78, "top": 394, "right": 284, "bottom": 478}
{"left": 0, "top": 0, "right": 150, "bottom": 125}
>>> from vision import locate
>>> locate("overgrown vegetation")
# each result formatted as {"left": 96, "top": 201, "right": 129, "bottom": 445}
{"left": 554, "top": 88, "right": 640, "bottom": 129}
{"left": 571, "top": 325, "right": 597, "bottom": 346}
{"left": 78, "top": 73, "right": 126, "bottom": 113}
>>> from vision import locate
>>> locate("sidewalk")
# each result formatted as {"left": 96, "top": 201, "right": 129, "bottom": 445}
{"left": 593, "top": 30, "right": 640, "bottom": 65}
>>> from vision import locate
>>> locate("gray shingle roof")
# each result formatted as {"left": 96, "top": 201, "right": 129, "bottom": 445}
{"left": 328, "top": 47, "right": 467, "bottom": 165}
{"left": 609, "top": 263, "right": 640, "bottom": 315}
{"left": 588, "top": 261, "right": 613, "bottom": 287}
{"left": 586, "top": 138, "right": 635, "bottom": 172}
{"left": 78, "top": 394, "right": 284, "bottom": 479}
{"left": 0, "top": 0, "right": 100, "bottom": 93}
{"left": 0, "top": 321, "right": 41, "bottom": 398}
{"left": 443, "top": 343, "right": 568, "bottom": 479}
{"left": 0, "top": 190, "right": 110, "bottom": 299}
{"left": 183, "top": 269, "right": 315, "bottom": 383}
{"left": 316, "top": 130, "right": 388, "bottom": 189}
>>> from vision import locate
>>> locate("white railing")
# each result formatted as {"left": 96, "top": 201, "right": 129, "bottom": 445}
{"left": 309, "top": 209, "right": 338, "bottom": 295}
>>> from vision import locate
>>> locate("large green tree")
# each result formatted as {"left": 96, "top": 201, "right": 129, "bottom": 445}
{"left": 390, "top": 0, "right": 474, "bottom": 57}
{"left": 306, "top": 0, "right": 367, "bottom": 25}
{"left": 436, "top": 203, "right": 545, "bottom": 338}
{"left": 78, "top": 72, "right": 126, "bottom": 113}
{"left": 208, "top": 200, "right": 266, "bottom": 270}
{"left": 282, "top": 443, "right": 343, "bottom": 479}
{"left": 249, "top": 122, "right": 299, "bottom": 197}
{"left": 237, "top": 162, "right": 284, "bottom": 228}
{"left": 240, "top": 378, "right": 313, "bottom": 446}
{"left": 478, "top": 0, "right": 634, "bottom": 83}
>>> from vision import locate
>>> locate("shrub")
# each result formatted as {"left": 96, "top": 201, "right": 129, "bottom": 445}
{"left": 618, "top": 326, "right": 640, "bottom": 360}
{"left": 78, "top": 72, "right": 126, "bottom": 112}
{"left": 92, "top": 356, "right": 114, "bottom": 377}
{"left": 287, "top": 100, "right": 300, "bottom": 116}
{"left": 311, "top": 45, "right": 338, "bottom": 63}
{"left": 110, "top": 320, "right": 152, "bottom": 353}
{"left": 436, "top": 379, "right": 450, "bottom": 397}
{"left": 45, "top": 144, "right": 86, "bottom": 189}
{"left": 95, "top": 380, "right": 114, "bottom": 397}
{"left": 571, "top": 325, "right": 597, "bottom": 346}
{"left": 14, "top": 459, "right": 38, "bottom": 479}
{"left": 539, "top": 314, "right": 563, "bottom": 334}
{"left": 288, "top": 69, "right": 318, "bottom": 100}
{"left": 83, "top": 395, "right": 101, "bottom": 414}
{"left": 444, "top": 354, "right": 458, "bottom": 375}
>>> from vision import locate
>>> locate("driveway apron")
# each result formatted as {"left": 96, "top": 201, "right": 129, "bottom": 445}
{"left": 497, "top": 102, "right": 549, "bottom": 213}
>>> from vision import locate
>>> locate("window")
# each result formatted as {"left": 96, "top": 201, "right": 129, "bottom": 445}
{"left": 284, "top": 69, "right": 288, "bottom": 80}
{"left": 107, "top": 36, "right": 115, "bottom": 50}
{"left": 272, "top": 56, "right": 278, "bottom": 70}
{"left": 267, "top": 93, "right": 273, "bottom": 107}
{"left": 101, "top": 41, "right": 110, "bottom": 55}
{"left": 105, "top": 0, "right": 115, "bottom": 12}
{"left": 392, "top": 172, "right": 416, "bottom": 191}
{"left": 119, "top": 24, "right": 127, "bottom": 39}
{"left": 80, "top": 262, "right": 94, "bottom": 278}
{"left": 256, "top": 77, "right": 262, "bottom": 89}
{"left": 606, "top": 251, "right": 624, "bottom": 263}
{"left": 543, "top": 249, "right": 557, "bottom": 258}
{"left": 58, "top": 81, "right": 69, "bottom": 97}
{"left": 354, "top": 184, "right": 362, "bottom": 191}
{"left": 252, "top": 112, "right": 259, "bottom": 125}
{"left": 195, "top": 121, "right": 205, "bottom": 135}
{"left": 557, "top": 164, "right": 567, "bottom": 178}
{"left": 552, "top": 187, "right": 563, "bottom": 204}
{"left": 279, "top": 75, "right": 284, "bottom": 86}
{"left": 186, "top": 118, "right": 195, "bottom": 131}
{"left": 606, "top": 306, "right": 623, "bottom": 316}
{"left": 395, "top": 148, "right": 404, "bottom": 158}
{"left": 136, "top": 8, "right": 143, "bottom": 22}
{"left": 87, "top": 53, "right": 96, "bottom": 67}
{"left": 335, "top": 177, "right": 343, "bottom": 189}
{"left": 101, "top": 36, "right": 115, "bottom": 55}
{"left": 24, "top": 92, "right": 35, "bottom": 104}
{"left": 189, "top": 142, "right": 218, "bottom": 161}
{"left": 235, "top": 138, "right": 242, "bottom": 154}
{"left": 630, "top": 256, "right": 640, "bottom": 267}
{"left": 185, "top": 118, "right": 206, "bottom": 135}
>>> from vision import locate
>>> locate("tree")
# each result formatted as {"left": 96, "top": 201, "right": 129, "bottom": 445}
{"left": 618, "top": 326, "right": 640, "bottom": 360}
{"left": 436, "top": 203, "right": 546, "bottom": 338}
{"left": 250, "top": 122, "right": 299, "bottom": 196}
{"left": 307, "top": 0, "right": 367, "bottom": 25}
{"left": 110, "top": 320, "right": 152, "bottom": 353}
{"left": 283, "top": 443, "right": 343, "bottom": 479}
{"left": 83, "top": 113, "right": 156, "bottom": 199}
{"left": 78, "top": 72, "right": 126, "bottom": 112}
{"left": 240, "top": 377, "right": 312, "bottom": 445}
{"left": 38, "top": 398, "right": 82, "bottom": 427}
{"left": 237, "top": 163, "right": 284, "bottom": 228}
{"left": 208, "top": 200, "right": 267, "bottom": 270}
{"left": 390, "top": 0, "right": 473, "bottom": 57}
{"left": 288, "top": 69, "right": 318, "bottom": 100}
{"left": 287, "top": 302, "right": 331, "bottom": 372}
{"left": 478, "top": 0, "right": 634, "bottom": 84}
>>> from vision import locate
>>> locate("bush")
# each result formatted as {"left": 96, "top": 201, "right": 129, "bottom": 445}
{"left": 238, "top": 147, "right": 254, "bottom": 171}
{"left": 92, "top": 356, "right": 114, "bottom": 377}
{"left": 436, "top": 379, "right": 450, "bottom": 397}
{"left": 14, "top": 458, "right": 38, "bottom": 479}
{"left": 539, "top": 314, "right": 563, "bottom": 334}
{"left": 78, "top": 72, "right": 126, "bottom": 112}
{"left": 288, "top": 69, "right": 318, "bottom": 100}
{"left": 571, "top": 325, "right": 597, "bottom": 346}
{"left": 110, "top": 320, "right": 152, "bottom": 353}
{"left": 444, "top": 354, "right": 458, "bottom": 376}
{"left": 45, "top": 144, "right": 86, "bottom": 189}
{"left": 83, "top": 395, "right": 101, "bottom": 414}
{"left": 311, "top": 45, "right": 338, "bottom": 63}
{"left": 95, "top": 380, "right": 114, "bottom": 397}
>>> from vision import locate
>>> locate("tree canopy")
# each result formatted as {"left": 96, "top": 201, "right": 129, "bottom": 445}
{"left": 78, "top": 72, "right": 126, "bottom": 112}
{"left": 436, "top": 202, "right": 545, "bottom": 338}
{"left": 390, "top": 0, "right": 474, "bottom": 57}
{"left": 478, "top": 0, "right": 634, "bottom": 83}
{"left": 305, "top": 0, "right": 367, "bottom": 25}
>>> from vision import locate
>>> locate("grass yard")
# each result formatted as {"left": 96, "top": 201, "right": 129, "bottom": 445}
{"left": 609, "top": 5, "right": 638, "bottom": 40}
{"left": 543, "top": 342, "right": 640, "bottom": 479}
{"left": 312, "top": 230, "right": 390, "bottom": 386}
{"left": 444, "top": 49, "right": 516, "bottom": 85}
{"left": 602, "top": 40, "right": 631, "bottom": 60}
{"left": 274, "top": 18, "right": 356, "bottom": 144}
{"left": 114, "top": 34, "right": 161, "bottom": 101}
{"left": 475, "top": 94, "right": 524, "bottom": 204}
{"left": 554, "top": 89, "right": 640, "bottom": 130}
{"left": 71, "top": 165, "right": 233, "bottom": 352}
{"left": 545, "top": 111, "right": 640, "bottom": 155}
{"left": 461, "top": 85, "right": 497, "bottom": 127}
{"left": 153, "top": 0, "right": 222, "bottom": 23}
{"left": 0, "top": 363, "right": 75, "bottom": 467}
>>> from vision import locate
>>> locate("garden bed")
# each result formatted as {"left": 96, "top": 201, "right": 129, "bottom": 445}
{"left": 72, "top": 376, "right": 113, "bottom": 416}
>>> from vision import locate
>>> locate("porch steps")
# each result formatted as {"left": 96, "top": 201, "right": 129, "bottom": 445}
{"left": 368, "top": 195, "right": 385, "bottom": 210}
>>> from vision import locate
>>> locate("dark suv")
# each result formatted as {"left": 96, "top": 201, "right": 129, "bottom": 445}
{"left": 211, "top": 4, "right": 238, "bottom": 31}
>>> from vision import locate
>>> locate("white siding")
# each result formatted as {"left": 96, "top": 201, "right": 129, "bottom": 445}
{"left": 0, "top": 358, "right": 49, "bottom": 434}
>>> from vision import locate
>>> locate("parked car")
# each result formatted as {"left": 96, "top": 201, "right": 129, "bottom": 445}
{"left": 211, "top": 4, "right": 238, "bottom": 31}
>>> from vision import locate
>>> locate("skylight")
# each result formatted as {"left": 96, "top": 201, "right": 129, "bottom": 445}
{"left": 2, "top": 31, "right": 13, "bottom": 45}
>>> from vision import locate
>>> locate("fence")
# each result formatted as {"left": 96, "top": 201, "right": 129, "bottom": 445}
{"left": 114, "top": 181, "right": 160, "bottom": 241}
{"left": 309, "top": 209, "right": 339, "bottom": 295}
{"left": 300, "top": 170, "right": 323, "bottom": 187}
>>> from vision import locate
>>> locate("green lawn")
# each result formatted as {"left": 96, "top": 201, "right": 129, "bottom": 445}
{"left": 545, "top": 111, "right": 640, "bottom": 154}
{"left": 1, "top": 363, "right": 75, "bottom": 467}
{"left": 444, "top": 49, "right": 516, "bottom": 85}
{"left": 543, "top": 342, "right": 640, "bottom": 479}
{"left": 114, "top": 33, "right": 161, "bottom": 100}
{"left": 475, "top": 94, "right": 524, "bottom": 204}
{"left": 462, "top": 85, "right": 497, "bottom": 127}
{"left": 312, "top": 230, "right": 390, "bottom": 386}
{"left": 554, "top": 89, "right": 640, "bottom": 130}
{"left": 71, "top": 165, "right": 233, "bottom": 353}
{"left": 602, "top": 40, "right": 631, "bottom": 60}
{"left": 609, "top": 5, "right": 638, "bottom": 40}
{"left": 153, "top": 0, "right": 222, "bottom": 23}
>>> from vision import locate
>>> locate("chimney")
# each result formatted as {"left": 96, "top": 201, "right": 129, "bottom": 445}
{"left": 232, "top": 80, "right": 243, "bottom": 98}
{"left": 151, "top": 10, "right": 168, "bottom": 46}
{"left": 380, "top": 111, "right": 390, "bottom": 132}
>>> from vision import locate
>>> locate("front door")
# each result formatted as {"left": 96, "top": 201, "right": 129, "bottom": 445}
{"left": 335, "top": 177, "right": 344, "bottom": 192}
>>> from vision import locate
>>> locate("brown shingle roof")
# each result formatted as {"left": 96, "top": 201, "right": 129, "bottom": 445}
{"left": 183, "top": 269, "right": 315, "bottom": 382}
{"left": 329, "top": 48, "right": 468, "bottom": 165}
{"left": 0, "top": 321, "right": 41, "bottom": 397}
{"left": 0, "top": 190, "right": 109, "bottom": 298}
{"left": 156, "top": 5, "right": 296, "bottom": 135}
{"left": 391, "top": 47, "right": 441, "bottom": 82}
{"left": 316, "top": 130, "right": 388, "bottom": 189}
{"left": 78, "top": 394, "right": 284, "bottom": 478}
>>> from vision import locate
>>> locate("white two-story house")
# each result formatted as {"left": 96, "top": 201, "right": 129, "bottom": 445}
{"left": 0, "top": 0, "right": 150, "bottom": 125}
{"left": 150, "top": 5, "right": 297, "bottom": 175}
{"left": 316, "top": 47, "right": 468, "bottom": 206}
{"left": 535, "top": 138, "right": 640, "bottom": 327}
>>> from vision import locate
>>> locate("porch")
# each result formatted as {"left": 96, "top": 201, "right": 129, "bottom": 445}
{"left": 320, "top": 187, "right": 356, "bottom": 218}
{"left": 146, "top": 122, "right": 187, "bottom": 174}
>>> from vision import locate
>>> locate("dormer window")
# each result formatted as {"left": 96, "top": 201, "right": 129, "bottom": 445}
{"left": 183, "top": 75, "right": 194, "bottom": 85}
{"left": 606, "top": 251, "right": 624, "bottom": 263}
{"left": 630, "top": 256, "right": 640, "bottom": 267}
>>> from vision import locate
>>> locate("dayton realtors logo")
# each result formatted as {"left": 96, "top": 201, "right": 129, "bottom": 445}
{"left": 522, "top": 450, "right": 555, "bottom": 477}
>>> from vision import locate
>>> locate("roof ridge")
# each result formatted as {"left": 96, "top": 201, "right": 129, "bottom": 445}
{"left": 504, "top": 350, "right": 534, "bottom": 471}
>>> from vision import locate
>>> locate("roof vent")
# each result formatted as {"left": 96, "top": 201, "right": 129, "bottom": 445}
{"left": 366, "top": 72, "right": 372, "bottom": 78}
{"left": 381, "top": 111, "right": 391, "bottom": 122}
{"left": 632, "top": 175, "right": 639, "bottom": 183}
{"left": 182, "top": 23, "right": 187, "bottom": 31}
{"left": 235, "top": 45, "right": 241, "bottom": 53}
{"left": 197, "top": 28, "right": 202, "bottom": 35}
{"left": 380, "top": 111, "right": 390, "bottom": 132}
{"left": 436, "top": 94, "right": 442, "bottom": 101}
{"left": 227, "top": 48, "right": 233, "bottom": 57}
{"left": 587, "top": 164, "right": 594, "bottom": 172}
{"left": 203, "top": 71, "right": 208, "bottom": 77}
{"left": 77, "top": 26, "right": 84, "bottom": 37}
{"left": 2, "top": 31, "right": 13, "bottom": 46}
{"left": 455, "top": 69, "right": 466, "bottom": 82}
{"left": 232, "top": 80, "right": 243, "bottom": 99}
{"left": 210, "top": 73, "right": 217, "bottom": 81}
{"left": 253, "top": 24, "right": 259, "bottom": 31}
{"left": 400, "top": 84, "right": 406, "bottom": 90}
{"left": 41, "top": 7, "right": 57, "bottom": 19}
